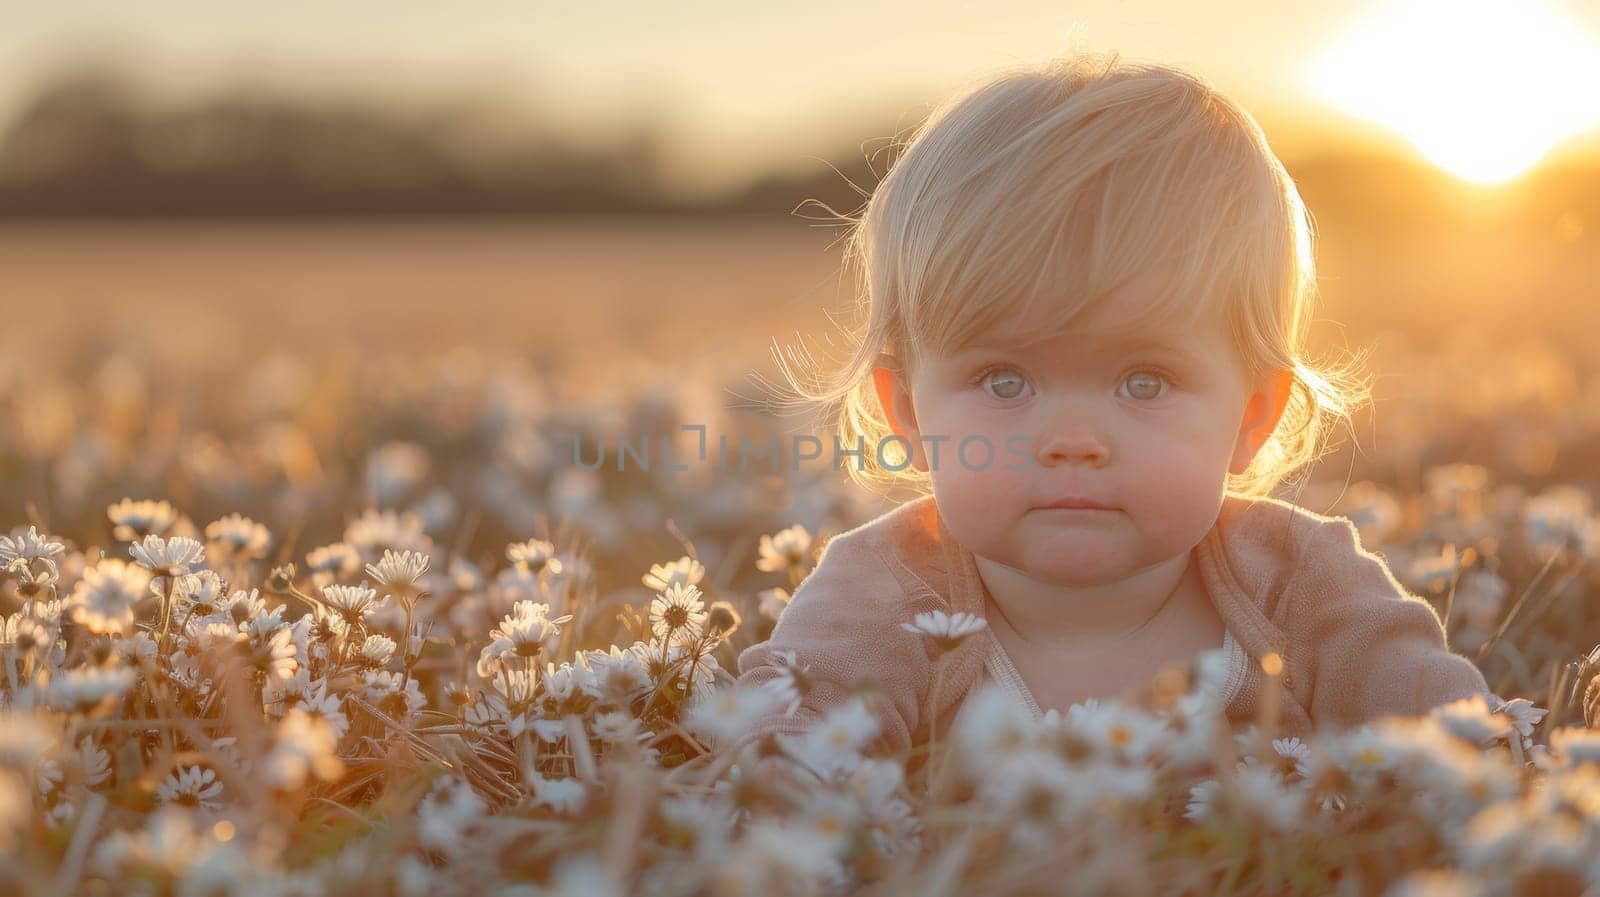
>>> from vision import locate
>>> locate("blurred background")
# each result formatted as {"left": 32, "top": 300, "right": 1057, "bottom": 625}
{"left": 3, "top": 1, "right": 1600, "bottom": 673}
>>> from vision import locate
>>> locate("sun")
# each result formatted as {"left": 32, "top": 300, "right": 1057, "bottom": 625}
{"left": 1306, "top": 0, "right": 1600, "bottom": 184}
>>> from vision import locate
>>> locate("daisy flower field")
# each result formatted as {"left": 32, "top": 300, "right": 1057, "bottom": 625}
{"left": 2, "top": 334, "right": 1600, "bottom": 897}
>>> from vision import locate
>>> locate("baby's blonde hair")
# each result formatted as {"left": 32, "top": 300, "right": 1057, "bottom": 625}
{"left": 771, "top": 49, "right": 1372, "bottom": 500}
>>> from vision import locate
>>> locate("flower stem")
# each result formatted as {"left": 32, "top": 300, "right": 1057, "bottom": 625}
{"left": 157, "top": 574, "right": 178, "bottom": 655}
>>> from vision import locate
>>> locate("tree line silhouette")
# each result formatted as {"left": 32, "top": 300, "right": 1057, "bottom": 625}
{"left": 0, "top": 67, "right": 1594, "bottom": 226}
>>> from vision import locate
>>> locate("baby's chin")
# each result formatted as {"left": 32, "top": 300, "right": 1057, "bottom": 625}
{"left": 979, "top": 531, "right": 1193, "bottom": 583}
{"left": 977, "top": 542, "right": 1141, "bottom": 585}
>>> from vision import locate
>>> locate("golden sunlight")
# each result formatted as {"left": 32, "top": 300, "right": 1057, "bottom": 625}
{"left": 1307, "top": 0, "right": 1600, "bottom": 184}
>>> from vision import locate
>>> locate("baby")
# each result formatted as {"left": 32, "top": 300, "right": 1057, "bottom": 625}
{"left": 735, "top": 51, "right": 1492, "bottom": 766}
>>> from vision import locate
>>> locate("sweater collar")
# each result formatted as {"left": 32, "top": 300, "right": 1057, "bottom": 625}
{"left": 900, "top": 491, "right": 1299, "bottom": 704}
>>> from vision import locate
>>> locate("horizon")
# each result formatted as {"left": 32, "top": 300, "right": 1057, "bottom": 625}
{"left": 4, "top": 1, "right": 1599, "bottom": 200}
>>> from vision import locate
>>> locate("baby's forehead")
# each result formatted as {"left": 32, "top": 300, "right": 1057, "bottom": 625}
{"left": 957, "top": 308, "right": 1220, "bottom": 355}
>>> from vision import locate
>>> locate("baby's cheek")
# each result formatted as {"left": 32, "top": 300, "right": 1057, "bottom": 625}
{"left": 1126, "top": 453, "right": 1223, "bottom": 542}
{"left": 928, "top": 461, "right": 1030, "bottom": 535}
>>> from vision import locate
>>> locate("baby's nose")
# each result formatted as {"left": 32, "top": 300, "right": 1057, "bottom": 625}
{"left": 1034, "top": 428, "right": 1110, "bottom": 466}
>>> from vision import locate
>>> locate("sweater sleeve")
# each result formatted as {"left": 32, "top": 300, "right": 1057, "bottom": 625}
{"left": 1299, "top": 517, "right": 1494, "bottom": 730}
{"left": 733, "top": 529, "right": 928, "bottom": 758}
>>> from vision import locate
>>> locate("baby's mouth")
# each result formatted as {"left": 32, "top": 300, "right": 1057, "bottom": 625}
{"left": 1037, "top": 497, "right": 1118, "bottom": 511}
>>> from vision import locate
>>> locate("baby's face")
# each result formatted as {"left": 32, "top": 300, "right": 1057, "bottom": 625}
{"left": 877, "top": 271, "right": 1283, "bottom": 587}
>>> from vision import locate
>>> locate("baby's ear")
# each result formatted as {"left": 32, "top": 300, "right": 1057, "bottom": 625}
{"left": 870, "top": 359, "right": 928, "bottom": 472}
{"left": 1229, "top": 368, "right": 1295, "bottom": 475}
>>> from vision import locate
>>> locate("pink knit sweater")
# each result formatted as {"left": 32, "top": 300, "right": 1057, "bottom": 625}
{"left": 734, "top": 491, "right": 1493, "bottom": 758}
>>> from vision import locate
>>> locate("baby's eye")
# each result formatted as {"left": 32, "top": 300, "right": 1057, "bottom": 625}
{"left": 979, "top": 368, "right": 1032, "bottom": 400}
{"left": 1120, "top": 371, "right": 1170, "bottom": 401}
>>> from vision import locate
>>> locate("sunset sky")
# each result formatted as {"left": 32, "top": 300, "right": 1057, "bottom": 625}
{"left": 3, "top": 0, "right": 1598, "bottom": 196}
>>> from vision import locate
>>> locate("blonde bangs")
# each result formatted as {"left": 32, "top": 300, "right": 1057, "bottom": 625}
{"left": 877, "top": 59, "right": 1298, "bottom": 370}
{"left": 770, "top": 49, "right": 1371, "bottom": 499}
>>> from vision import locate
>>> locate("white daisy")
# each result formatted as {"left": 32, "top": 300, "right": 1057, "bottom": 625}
{"left": 1522, "top": 484, "right": 1592, "bottom": 560}
{"left": 292, "top": 677, "right": 350, "bottom": 740}
{"left": 171, "top": 570, "right": 229, "bottom": 619}
{"left": 506, "top": 539, "right": 562, "bottom": 575}
{"left": 1233, "top": 761, "right": 1305, "bottom": 831}
{"left": 1491, "top": 696, "right": 1548, "bottom": 741}
{"left": 1155, "top": 690, "right": 1227, "bottom": 767}
{"left": 1549, "top": 725, "right": 1600, "bottom": 767}
{"left": 448, "top": 555, "right": 485, "bottom": 592}
{"left": 755, "top": 648, "right": 808, "bottom": 716}
{"left": 1430, "top": 694, "right": 1512, "bottom": 746}
{"left": 684, "top": 682, "right": 786, "bottom": 747}
{"left": 530, "top": 774, "right": 587, "bottom": 814}
{"left": 1066, "top": 759, "right": 1156, "bottom": 809}
{"left": 487, "top": 666, "right": 542, "bottom": 708}
{"left": 1452, "top": 571, "right": 1509, "bottom": 632}
{"left": 356, "top": 634, "right": 397, "bottom": 667}
{"left": 0, "top": 525, "right": 66, "bottom": 579}
{"left": 1423, "top": 463, "right": 1490, "bottom": 506}
{"left": 37, "top": 757, "right": 62, "bottom": 796}
{"left": 649, "top": 581, "right": 707, "bottom": 644}
{"left": 417, "top": 777, "right": 486, "bottom": 855}
{"left": 46, "top": 666, "right": 137, "bottom": 715}
{"left": 1062, "top": 700, "right": 1166, "bottom": 763}
{"left": 742, "top": 818, "right": 847, "bottom": 891}
{"left": 203, "top": 513, "right": 272, "bottom": 563}
{"left": 756, "top": 587, "right": 791, "bottom": 622}
{"left": 641, "top": 555, "right": 704, "bottom": 592}
{"left": 590, "top": 709, "right": 648, "bottom": 746}
{"left": 255, "top": 624, "right": 300, "bottom": 681}
{"left": 1192, "top": 646, "right": 1233, "bottom": 698}
{"left": 503, "top": 600, "right": 572, "bottom": 644}
{"left": 188, "top": 620, "right": 245, "bottom": 653}
{"left": 117, "top": 631, "right": 160, "bottom": 666}
{"left": 1456, "top": 799, "right": 1533, "bottom": 868}
{"left": 1270, "top": 735, "right": 1313, "bottom": 779}
{"left": 304, "top": 542, "right": 362, "bottom": 587}
{"left": 2, "top": 611, "right": 50, "bottom": 660}
{"left": 756, "top": 524, "right": 812, "bottom": 573}
{"left": 320, "top": 583, "right": 382, "bottom": 622}
{"left": 343, "top": 508, "right": 431, "bottom": 557}
{"left": 364, "top": 548, "right": 431, "bottom": 590}
{"left": 534, "top": 855, "right": 622, "bottom": 897}
{"left": 91, "top": 808, "right": 211, "bottom": 879}
{"left": 900, "top": 610, "right": 987, "bottom": 654}
{"left": 367, "top": 671, "right": 427, "bottom": 723}
{"left": 78, "top": 737, "right": 110, "bottom": 787}
{"left": 1398, "top": 543, "right": 1459, "bottom": 594}
{"left": 789, "top": 696, "right": 881, "bottom": 774}
{"left": 365, "top": 441, "right": 431, "bottom": 502}
{"left": 68, "top": 558, "right": 152, "bottom": 636}
{"left": 128, "top": 535, "right": 206, "bottom": 576}
{"left": 793, "top": 789, "right": 861, "bottom": 854}
{"left": 950, "top": 682, "right": 1038, "bottom": 774}
{"left": 264, "top": 708, "right": 344, "bottom": 790}
{"left": 168, "top": 653, "right": 213, "bottom": 697}
{"left": 679, "top": 643, "right": 723, "bottom": 688}
{"left": 657, "top": 793, "right": 737, "bottom": 859}
{"left": 106, "top": 498, "right": 179, "bottom": 541}
{"left": 156, "top": 766, "right": 224, "bottom": 809}
{"left": 1339, "top": 481, "right": 1404, "bottom": 547}
{"left": 1326, "top": 724, "right": 1405, "bottom": 786}
{"left": 477, "top": 601, "right": 571, "bottom": 678}
{"left": 541, "top": 660, "right": 578, "bottom": 702}
{"left": 1184, "top": 778, "right": 1221, "bottom": 823}
{"left": 583, "top": 644, "right": 654, "bottom": 706}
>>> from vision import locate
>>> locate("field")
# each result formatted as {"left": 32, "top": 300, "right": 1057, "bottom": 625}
{"left": 2, "top": 215, "right": 1600, "bottom": 895}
